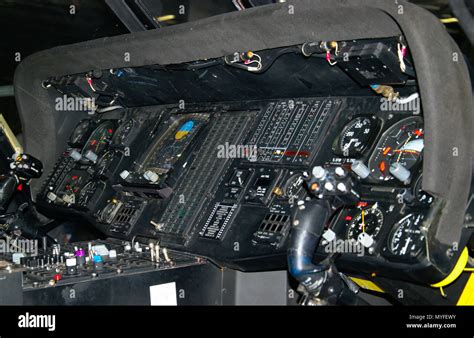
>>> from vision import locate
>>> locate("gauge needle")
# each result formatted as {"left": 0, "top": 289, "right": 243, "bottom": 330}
{"left": 401, "top": 237, "right": 412, "bottom": 255}
{"left": 361, "top": 209, "right": 366, "bottom": 233}
{"left": 343, "top": 139, "right": 355, "bottom": 150}
{"left": 397, "top": 134, "right": 412, "bottom": 163}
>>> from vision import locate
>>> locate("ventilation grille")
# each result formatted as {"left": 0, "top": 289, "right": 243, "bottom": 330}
{"left": 155, "top": 112, "right": 253, "bottom": 239}
{"left": 258, "top": 214, "right": 290, "bottom": 233}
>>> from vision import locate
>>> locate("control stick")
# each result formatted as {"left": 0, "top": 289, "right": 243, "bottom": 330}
{"left": 287, "top": 165, "right": 368, "bottom": 305}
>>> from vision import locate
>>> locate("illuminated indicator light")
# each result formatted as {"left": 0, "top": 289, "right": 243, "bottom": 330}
{"left": 155, "top": 14, "right": 176, "bottom": 22}
{"left": 283, "top": 150, "right": 310, "bottom": 157}
{"left": 378, "top": 161, "right": 386, "bottom": 173}
{"left": 345, "top": 215, "right": 352, "bottom": 221}
{"left": 175, "top": 120, "right": 194, "bottom": 140}
{"left": 310, "top": 183, "right": 319, "bottom": 191}
{"left": 357, "top": 201, "right": 368, "bottom": 207}
{"left": 16, "top": 183, "right": 23, "bottom": 191}
{"left": 108, "top": 129, "right": 113, "bottom": 134}
{"left": 53, "top": 273, "right": 62, "bottom": 282}
{"left": 382, "top": 147, "right": 391, "bottom": 156}
{"left": 414, "top": 129, "right": 423, "bottom": 137}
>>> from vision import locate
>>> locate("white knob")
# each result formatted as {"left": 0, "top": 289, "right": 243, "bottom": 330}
{"left": 46, "top": 192, "right": 57, "bottom": 202}
{"left": 337, "top": 183, "right": 347, "bottom": 192}
{"left": 324, "top": 182, "right": 334, "bottom": 191}
{"left": 335, "top": 167, "right": 346, "bottom": 177}
{"left": 312, "top": 166, "right": 327, "bottom": 180}
{"left": 84, "top": 150, "right": 98, "bottom": 163}
{"left": 351, "top": 161, "right": 370, "bottom": 179}
{"left": 66, "top": 257, "right": 77, "bottom": 267}
{"left": 143, "top": 170, "right": 159, "bottom": 183}
{"left": 120, "top": 170, "right": 130, "bottom": 179}
{"left": 390, "top": 163, "right": 411, "bottom": 183}
{"left": 69, "top": 150, "right": 82, "bottom": 161}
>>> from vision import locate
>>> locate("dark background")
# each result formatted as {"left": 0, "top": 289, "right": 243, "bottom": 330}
{"left": 0, "top": 0, "right": 472, "bottom": 135}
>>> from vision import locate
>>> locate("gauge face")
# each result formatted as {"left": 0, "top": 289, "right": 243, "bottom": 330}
{"left": 58, "top": 171, "right": 89, "bottom": 204}
{"left": 78, "top": 181, "right": 99, "bottom": 206}
{"left": 62, "top": 173, "right": 85, "bottom": 195}
{"left": 337, "top": 117, "right": 377, "bottom": 157}
{"left": 414, "top": 175, "right": 434, "bottom": 205}
{"left": 98, "top": 201, "right": 120, "bottom": 224}
{"left": 388, "top": 213, "right": 425, "bottom": 258}
{"left": 112, "top": 119, "right": 136, "bottom": 145}
{"left": 346, "top": 205, "right": 384, "bottom": 242}
{"left": 95, "top": 151, "right": 119, "bottom": 176}
{"left": 69, "top": 120, "right": 91, "bottom": 146}
{"left": 82, "top": 121, "right": 115, "bottom": 156}
{"left": 283, "top": 174, "right": 305, "bottom": 203}
{"left": 369, "top": 116, "right": 424, "bottom": 181}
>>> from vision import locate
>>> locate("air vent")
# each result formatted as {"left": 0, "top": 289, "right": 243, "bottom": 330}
{"left": 252, "top": 213, "right": 291, "bottom": 248}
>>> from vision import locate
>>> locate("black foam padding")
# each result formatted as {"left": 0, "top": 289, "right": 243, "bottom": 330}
{"left": 14, "top": 0, "right": 473, "bottom": 250}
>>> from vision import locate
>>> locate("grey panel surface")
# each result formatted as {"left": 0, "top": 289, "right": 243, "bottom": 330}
{"left": 0, "top": 269, "right": 23, "bottom": 305}
{"left": 222, "top": 269, "right": 288, "bottom": 305}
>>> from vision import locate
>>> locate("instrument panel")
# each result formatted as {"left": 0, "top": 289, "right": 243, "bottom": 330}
{"left": 36, "top": 96, "right": 442, "bottom": 282}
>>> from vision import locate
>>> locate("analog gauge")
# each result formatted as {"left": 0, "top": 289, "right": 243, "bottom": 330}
{"left": 283, "top": 173, "right": 305, "bottom": 202}
{"left": 62, "top": 174, "right": 85, "bottom": 195}
{"left": 112, "top": 119, "right": 137, "bottom": 146}
{"left": 346, "top": 204, "right": 384, "bottom": 242}
{"left": 369, "top": 116, "right": 423, "bottom": 181}
{"left": 95, "top": 151, "right": 119, "bottom": 176}
{"left": 388, "top": 213, "right": 426, "bottom": 258}
{"left": 336, "top": 117, "right": 378, "bottom": 157}
{"left": 98, "top": 200, "right": 121, "bottom": 224}
{"left": 82, "top": 121, "right": 115, "bottom": 156}
{"left": 414, "top": 175, "right": 434, "bottom": 205}
{"left": 58, "top": 172, "right": 88, "bottom": 204}
{"left": 69, "top": 120, "right": 91, "bottom": 146}
{"left": 390, "top": 138, "right": 424, "bottom": 169}
{"left": 78, "top": 181, "right": 99, "bottom": 207}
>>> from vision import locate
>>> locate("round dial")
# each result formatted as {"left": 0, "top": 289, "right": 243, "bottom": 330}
{"left": 82, "top": 121, "right": 115, "bottom": 156}
{"left": 346, "top": 205, "right": 384, "bottom": 242}
{"left": 78, "top": 181, "right": 99, "bottom": 206}
{"left": 337, "top": 117, "right": 377, "bottom": 157}
{"left": 112, "top": 119, "right": 136, "bottom": 145}
{"left": 69, "top": 120, "right": 91, "bottom": 146}
{"left": 95, "top": 151, "right": 118, "bottom": 176}
{"left": 62, "top": 174, "right": 85, "bottom": 195}
{"left": 388, "top": 213, "right": 425, "bottom": 258}
{"left": 98, "top": 201, "right": 119, "bottom": 224}
{"left": 414, "top": 175, "right": 434, "bottom": 205}
{"left": 283, "top": 174, "right": 305, "bottom": 203}
{"left": 59, "top": 172, "right": 88, "bottom": 205}
{"left": 369, "top": 116, "right": 423, "bottom": 181}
